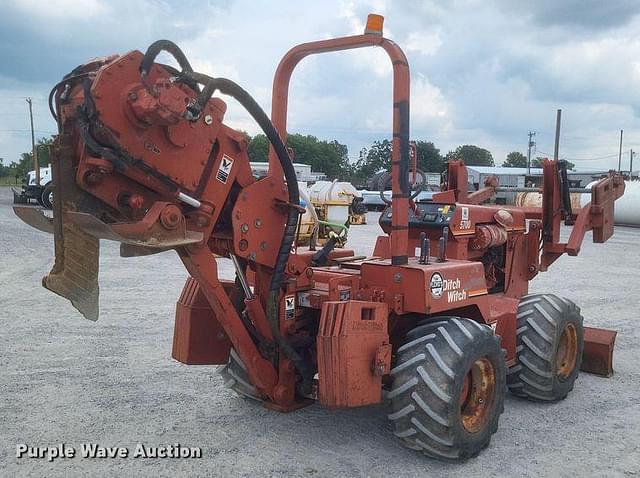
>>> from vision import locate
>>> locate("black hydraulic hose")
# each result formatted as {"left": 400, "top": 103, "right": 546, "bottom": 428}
{"left": 48, "top": 83, "right": 60, "bottom": 124}
{"left": 156, "top": 63, "right": 200, "bottom": 92}
{"left": 139, "top": 41, "right": 201, "bottom": 94}
{"left": 139, "top": 40, "right": 194, "bottom": 77}
{"left": 78, "top": 119, "right": 180, "bottom": 191}
{"left": 182, "top": 73, "right": 300, "bottom": 289}
{"left": 558, "top": 160, "right": 574, "bottom": 224}
{"left": 48, "top": 72, "right": 93, "bottom": 124}
{"left": 194, "top": 80, "right": 218, "bottom": 115}
{"left": 179, "top": 70, "right": 312, "bottom": 391}
{"left": 311, "top": 236, "right": 339, "bottom": 267}
{"left": 77, "top": 119, "right": 128, "bottom": 172}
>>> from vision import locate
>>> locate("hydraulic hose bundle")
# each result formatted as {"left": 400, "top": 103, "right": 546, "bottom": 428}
{"left": 139, "top": 42, "right": 311, "bottom": 391}
{"left": 48, "top": 39, "right": 311, "bottom": 393}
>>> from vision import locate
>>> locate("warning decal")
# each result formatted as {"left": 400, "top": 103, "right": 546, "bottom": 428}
{"left": 460, "top": 206, "right": 471, "bottom": 230}
{"left": 285, "top": 295, "right": 295, "bottom": 320}
{"left": 216, "top": 154, "right": 234, "bottom": 183}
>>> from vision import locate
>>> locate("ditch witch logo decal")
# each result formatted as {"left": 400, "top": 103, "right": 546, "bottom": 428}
{"left": 429, "top": 272, "right": 466, "bottom": 303}
{"left": 216, "top": 154, "right": 234, "bottom": 183}
{"left": 285, "top": 295, "right": 295, "bottom": 320}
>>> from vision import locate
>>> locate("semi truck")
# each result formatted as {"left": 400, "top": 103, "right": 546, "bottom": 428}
{"left": 12, "top": 165, "right": 53, "bottom": 209}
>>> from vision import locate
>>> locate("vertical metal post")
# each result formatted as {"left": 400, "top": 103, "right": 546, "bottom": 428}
{"left": 630, "top": 149, "right": 634, "bottom": 175}
{"left": 26, "top": 97, "right": 39, "bottom": 186}
{"left": 618, "top": 129, "right": 623, "bottom": 173}
{"left": 553, "top": 109, "right": 562, "bottom": 161}
{"left": 527, "top": 131, "right": 535, "bottom": 176}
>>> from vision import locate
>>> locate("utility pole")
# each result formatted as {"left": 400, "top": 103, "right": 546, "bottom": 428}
{"left": 26, "top": 97, "right": 40, "bottom": 185}
{"left": 618, "top": 129, "right": 623, "bottom": 173}
{"left": 630, "top": 149, "right": 635, "bottom": 175}
{"left": 553, "top": 109, "right": 562, "bottom": 161}
{"left": 526, "top": 131, "right": 536, "bottom": 176}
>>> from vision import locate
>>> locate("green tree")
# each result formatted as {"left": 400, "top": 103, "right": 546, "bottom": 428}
{"left": 350, "top": 138, "right": 445, "bottom": 184}
{"left": 247, "top": 133, "right": 351, "bottom": 180}
{"left": 10, "top": 136, "right": 55, "bottom": 178}
{"left": 352, "top": 139, "right": 392, "bottom": 182}
{"left": 532, "top": 157, "right": 575, "bottom": 170}
{"left": 502, "top": 151, "right": 527, "bottom": 168}
{"left": 247, "top": 134, "right": 269, "bottom": 163}
{"left": 415, "top": 140, "right": 445, "bottom": 172}
{"left": 287, "top": 134, "right": 350, "bottom": 179}
{"left": 445, "top": 144, "right": 494, "bottom": 166}
{"left": 12, "top": 152, "right": 37, "bottom": 178}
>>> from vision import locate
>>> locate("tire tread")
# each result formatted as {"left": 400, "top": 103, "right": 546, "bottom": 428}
{"left": 507, "top": 294, "right": 584, "bottom": 401}
{"left": 389, "top": 317, "right": 506, "bottom": 461}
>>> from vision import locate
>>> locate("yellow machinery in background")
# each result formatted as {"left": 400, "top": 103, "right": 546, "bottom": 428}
{"left": 296, "top": 180, "right": 367, "bottom": 247}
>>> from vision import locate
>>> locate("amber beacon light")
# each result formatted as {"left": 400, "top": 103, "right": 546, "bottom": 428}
{"left": 365, "top": 14, "right": 384, "bottom": 35}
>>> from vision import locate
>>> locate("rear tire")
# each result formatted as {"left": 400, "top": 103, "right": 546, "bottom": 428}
{"left": 507, "top": 294, "right": 584, "bottom": 401}
{"left": 217, "top": 348, "right": 262, "bottom": 401}
{"left": 388, "top": 317, "right": 506, "bottom": 461}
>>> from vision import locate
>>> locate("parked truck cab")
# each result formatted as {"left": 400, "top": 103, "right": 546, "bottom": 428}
{"left": 12, "top": 166, "right": 53, "bottom": 209}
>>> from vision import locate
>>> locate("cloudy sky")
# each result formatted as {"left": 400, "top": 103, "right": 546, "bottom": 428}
{"left": 2, "top": 0, "right": 640, "bottom": 172}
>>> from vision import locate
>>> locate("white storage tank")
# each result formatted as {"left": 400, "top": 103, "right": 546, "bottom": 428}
{"left": 308, "top": 180, "right": 360, "bottom": 231}
{"left": 581, "top": 180, "right": 640, "bottom": 226}
{"left": 297, "top": 182, "right": 316, "bottom": 238}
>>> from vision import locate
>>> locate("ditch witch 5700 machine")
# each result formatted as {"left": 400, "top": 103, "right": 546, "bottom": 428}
{"left": 15, "top": 14, "right": 625, "bottom": 460}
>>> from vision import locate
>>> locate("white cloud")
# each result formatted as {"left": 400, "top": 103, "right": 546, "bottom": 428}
{"left": 405, "top": 30, "right": 442, "bottom": 56}
{"left": 411, "top": 75, "right": 448, "bottom": 120}
{"left": 3, "top": 0, "right": 640, "bottom": 172}
{"left": 8, "top": 0, "right": 110, "bottom": 19}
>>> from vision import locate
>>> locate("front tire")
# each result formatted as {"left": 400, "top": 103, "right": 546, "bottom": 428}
{"left": 507, "top": 294, "right": 584, "bottom": 401}
{"left": 388, "top": 317, "right": 506, "bottom": 461}
{"left": 41, "top": 184, "right": 54, "bottom": 209}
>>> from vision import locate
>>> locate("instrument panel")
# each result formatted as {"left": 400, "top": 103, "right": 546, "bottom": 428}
{"left": 379, "top": 202, "right": 456, "bottom": 230}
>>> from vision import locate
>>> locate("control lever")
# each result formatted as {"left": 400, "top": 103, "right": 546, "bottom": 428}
{"left": 438, "top": 226, "right": 448, "bottom": 262}
{"left": 419, "top": 232, "right": 430, "bottom": 264}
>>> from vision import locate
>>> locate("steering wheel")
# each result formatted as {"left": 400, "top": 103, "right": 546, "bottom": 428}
{"left": 378, "top": 168, "right": 427, "bottom": 205}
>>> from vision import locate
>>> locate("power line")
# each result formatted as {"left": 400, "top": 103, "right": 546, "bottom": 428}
{"left": 537, "top": 150, "right": 628, "bottom": 161}
{"left": 0, "top": 129, "right": 57, "bottom": 134}
{"left": 0, "top": 95, "right": 47, "bottom": 100}
{"left": 565, "top": 152, "right": 623, "bottom": 161}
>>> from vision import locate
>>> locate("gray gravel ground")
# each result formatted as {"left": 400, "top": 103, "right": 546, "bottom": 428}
{"left": 1, "top": 186, "right": 639, "bottom": 477}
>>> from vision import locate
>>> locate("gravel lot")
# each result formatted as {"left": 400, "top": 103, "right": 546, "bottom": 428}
{"left": 1, "top": 185, "right": 639, "bottom": 477}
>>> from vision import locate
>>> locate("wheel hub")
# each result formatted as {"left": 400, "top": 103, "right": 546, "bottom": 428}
{"left": 459, "top": 357, "right": 496, "bottom": 433}
{"left": 556, "top": 323, "right": 578, "bottom": 380}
